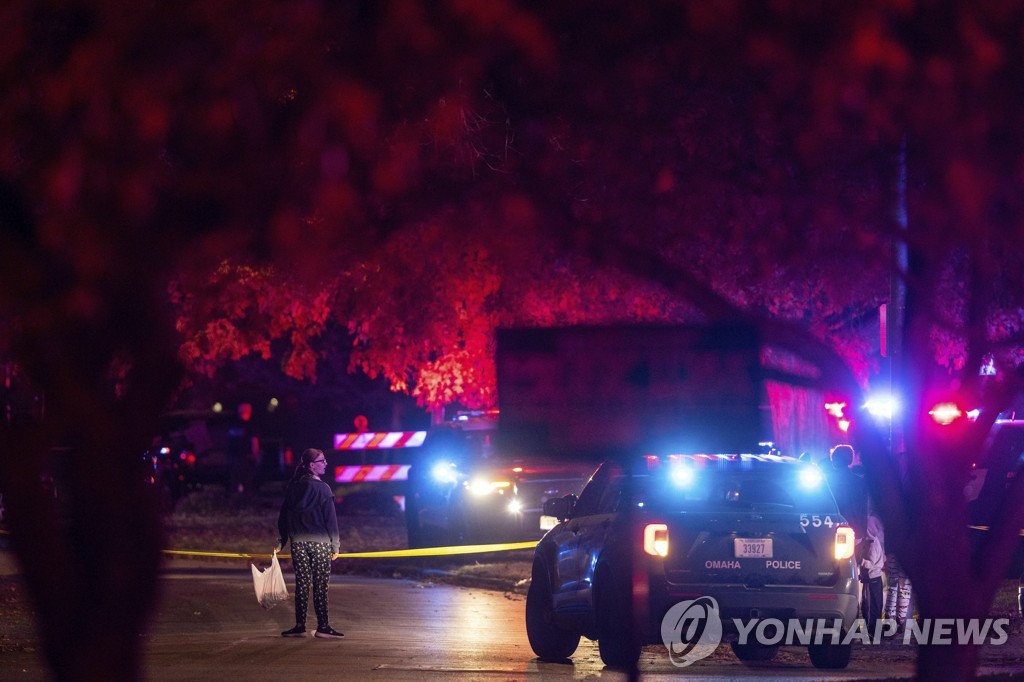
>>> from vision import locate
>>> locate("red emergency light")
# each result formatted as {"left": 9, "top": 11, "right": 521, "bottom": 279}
{"left": 929, "top": 403, "right": 963, "bottom": 426}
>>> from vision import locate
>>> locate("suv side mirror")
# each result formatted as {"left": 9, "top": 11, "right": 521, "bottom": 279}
{"left": 543, "top": 493, "right": 577, "bottom": 521}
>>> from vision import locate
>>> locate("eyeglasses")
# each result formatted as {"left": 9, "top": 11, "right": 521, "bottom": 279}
{"left": 311, "top": 458, "right": 327, "bottom": 465}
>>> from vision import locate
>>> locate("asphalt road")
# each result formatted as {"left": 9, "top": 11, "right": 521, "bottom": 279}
{"left": 5, "top": 561, "right": 1024, "bottom": 680}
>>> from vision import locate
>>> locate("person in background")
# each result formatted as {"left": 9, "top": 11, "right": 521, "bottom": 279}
{"left": 884, "top": 553, "right": 913, "bottom": 636}
{"left": 882, "top": 447, "right": 914, "bottom": 637}
{"left": 278, "top": 448, "right": 343, "bottom": 639}
{"left": 857, "top": 514, "right": 885, "bottom": 636}
{"left": 827, "top": 444, "right": 868, "bottom": 538}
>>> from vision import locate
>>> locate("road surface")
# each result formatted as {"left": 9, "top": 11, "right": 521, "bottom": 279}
{"left": 5, "top": 563, "right": 1024, "bottom": 680}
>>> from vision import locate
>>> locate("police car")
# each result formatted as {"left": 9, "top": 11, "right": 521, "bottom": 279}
{"left": 525, "top": 452, "right": 859, "bottom": 669}
{"left": 405, "top": 411, "right": 593, "bottom": 547}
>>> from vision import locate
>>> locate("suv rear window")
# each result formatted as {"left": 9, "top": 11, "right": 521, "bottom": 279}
{"left": 572, "top": 456, "right": 840, "bottom": 517}
{"left": 648, "top": 470, "right": 837, "bottom": 513}
{"left": 633, "top": 457, "right": 840, "bottom": 514}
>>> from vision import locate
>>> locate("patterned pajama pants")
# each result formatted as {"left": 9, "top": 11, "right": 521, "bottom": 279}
{"left": 290, "top": 541, "right": 332, "bottom": 629}
{"left": 884, "top": 554, "right": 913, "bottom": 622}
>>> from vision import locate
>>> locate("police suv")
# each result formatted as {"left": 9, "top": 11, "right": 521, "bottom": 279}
{"left": 526, "top": 453, "right": 859, "bottom": 669}
{"left": 405, "top": 411, "right": 593, "bottom": 548}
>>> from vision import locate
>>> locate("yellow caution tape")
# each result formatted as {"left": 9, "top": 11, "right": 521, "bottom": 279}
{"left": 333, "top": 540, "right": 538, "bottom": 559}
{"left": 0, "top": 527, "right": 538, "bottom": 559}
{"left": 163, "top": 549, "right": 281, "bottom": 559}
{"left": 162, "top": 540, "right": 539, "bottom": 561}
{"left": 968, "top": 525, "right": 1024, "bottom": 537}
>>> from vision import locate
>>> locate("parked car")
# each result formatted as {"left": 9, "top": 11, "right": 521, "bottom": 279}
{"left": 963, "top": 417, "right": 1024, "bottom": 616}
{"left": 142, "top": 442, "right": 197, "bottom": 506}
{"left": 146, "top": 409, "right": 288, "bottom": 493}
{"left": 526, "top": 452, "right": 858, "bottom": 669}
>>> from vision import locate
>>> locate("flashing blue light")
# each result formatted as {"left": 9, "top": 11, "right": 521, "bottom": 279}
{"left": 430, "top": 461, "right": 458, "bottom": 485}
{"left": 670, "top": 465, "right": 696, "bottom": 488}
{"left": 864, "top": 394, "right": 898, "bottom": 419}
{"left": 798, "top": 466, "right": 825, "bottom": 490}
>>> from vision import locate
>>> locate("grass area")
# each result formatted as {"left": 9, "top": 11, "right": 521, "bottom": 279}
{"left": 164, "top": 487, "right": 408, "bottom": 556}
{"left": 446, "top": 553, "right": 534, "bottom": 592}
{"left": 990, "top": 579, "right": 1020, "bottom": 621}
{"left": 162, "top": 486, "right": 536, "bottom": 589}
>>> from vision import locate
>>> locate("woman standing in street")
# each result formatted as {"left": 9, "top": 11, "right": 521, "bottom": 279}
{"left": 278, "top": 448, "right": 344, "bottom": 638}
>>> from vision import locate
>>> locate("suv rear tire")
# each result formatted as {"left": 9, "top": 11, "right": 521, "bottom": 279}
{"left": 808, "top": 641, "right": 852, "bottom": 669}
{"left": 525, "top": 560, "right": 580, "bottom": 660}
{"left": 595, "top": 565, "right": 642, "bottom": 668}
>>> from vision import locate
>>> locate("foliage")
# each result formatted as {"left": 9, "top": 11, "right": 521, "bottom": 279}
{"left": 158, "top": 2, "right": 902, "bottom": 418}
{"left": 6, "top": 2, "right": 1024, "bottom": 680}
{"left": 171, "top": 213, "right": 687, "bottom": 415}
{"left": 171, "top": 261, "right": 332, "bottom": 382}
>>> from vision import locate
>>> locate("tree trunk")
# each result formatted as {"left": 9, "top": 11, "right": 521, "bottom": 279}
{"left": 916, "top": 642, "right": 980, "bottom": 681}
{"left": 1, "top": 416, "right": 165, "bottom": 681}
{"left": 0, "top": 171, "right": 183, "bottom": 682}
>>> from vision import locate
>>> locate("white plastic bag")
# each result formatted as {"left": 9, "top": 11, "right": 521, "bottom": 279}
{"left": 251, "top": 549, "right": 289, "bottom": 610}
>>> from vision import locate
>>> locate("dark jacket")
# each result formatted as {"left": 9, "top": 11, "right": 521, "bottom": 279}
{"left": 827, "top": 467, "right": 868, "bottom": 539}
{"left": 278, "top": 475, "right": 340, "bottom": 553}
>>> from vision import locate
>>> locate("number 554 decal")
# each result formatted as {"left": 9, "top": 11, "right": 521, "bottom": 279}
{"left": 799, "top": 514, "right": 835, "bottom": 528}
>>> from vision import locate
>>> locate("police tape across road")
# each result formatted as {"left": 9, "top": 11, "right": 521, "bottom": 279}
{"left": 161, "top": 525, "right": 1021, "bottom": 560}
{"left": 161, "top": 539, "right": 540, "bottom": 561}
{"left": 7, "top": 526, "right": 1022, "bottom": 560}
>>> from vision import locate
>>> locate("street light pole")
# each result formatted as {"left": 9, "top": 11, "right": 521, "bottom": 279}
{"left": 889, "top": 138, "right": 909, "bottom": 460}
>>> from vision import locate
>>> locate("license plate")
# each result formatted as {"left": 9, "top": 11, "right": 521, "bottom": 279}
{"left": 734, "top": 538, "right": 772, "bottom": 558}
{"left": 539, "top": 515, "right": 558, "bottom": 531}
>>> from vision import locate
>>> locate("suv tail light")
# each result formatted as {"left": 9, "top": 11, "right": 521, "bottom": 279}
{"left": 834, "top": 526, "right": 855, "bottom": 560}
{"left": 643, "top": 523, "right": 669, "bottom": 557}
